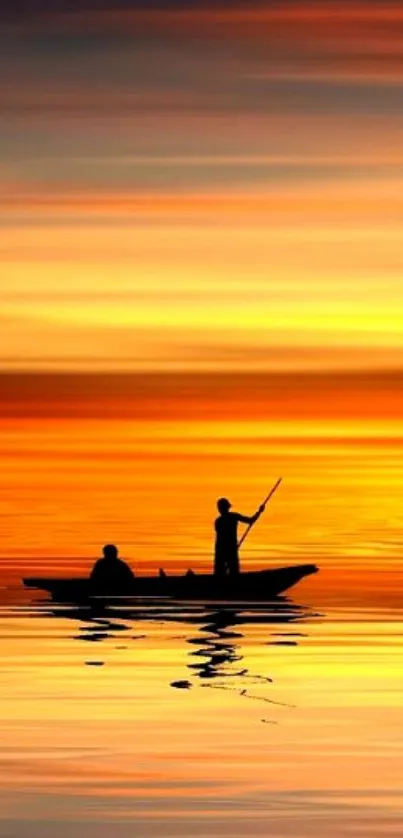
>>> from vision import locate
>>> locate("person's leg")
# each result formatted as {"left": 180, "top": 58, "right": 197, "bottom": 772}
{"left": 214, "top": 553, "right": 225, "bottom": 579}
{"left": 229, "top": 551, "right": 240, "bottom": 578}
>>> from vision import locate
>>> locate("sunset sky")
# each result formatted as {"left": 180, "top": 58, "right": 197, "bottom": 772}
{"left": 1, "top": 2, "right": 403, "bottom": 582}
{"left": 2, "top": 1, "right": 403, "bottom": 372}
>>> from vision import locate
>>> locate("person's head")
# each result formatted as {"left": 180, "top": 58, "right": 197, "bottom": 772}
{"left": 217, "top": 497, "right": 231, "bottom": 514}
{"left": 103, "top": 544, "right": 118, "bottom": 561}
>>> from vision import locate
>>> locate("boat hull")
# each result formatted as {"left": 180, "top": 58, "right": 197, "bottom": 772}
{"left": 23, "top": 564, "right": 318, "bottom": 602}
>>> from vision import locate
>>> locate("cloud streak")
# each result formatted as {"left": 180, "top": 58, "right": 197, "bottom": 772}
{"left": 1, "top": 2, "right": 403, "bottom": 373}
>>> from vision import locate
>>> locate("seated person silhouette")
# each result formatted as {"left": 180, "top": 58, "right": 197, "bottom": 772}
{"left": 214, "top": 497, "right": 264, "bottom": 579}
{"left": 89, "top": 544, "right": 135, "bottom": 594}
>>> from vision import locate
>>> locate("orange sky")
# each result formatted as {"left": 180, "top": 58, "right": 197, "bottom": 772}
{"left": 1, "top": 2, "right": 403, "bottom": 583}
{"left": 2, "top": 2, "right": 403, "bottom": 373}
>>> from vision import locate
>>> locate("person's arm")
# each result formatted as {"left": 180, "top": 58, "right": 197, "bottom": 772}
{"left": 236, "top": 506, "right": 265, "bottom": 525}
{"left": 118, "top": 560, "right": 135, "bottom": 582}
{"left": 89, "top": 559, "right": 102, "bottom": 581}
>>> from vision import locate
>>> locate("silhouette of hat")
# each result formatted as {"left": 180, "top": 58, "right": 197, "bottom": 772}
{"left": 217, "top": 497, "right": 232, "bottom": 512}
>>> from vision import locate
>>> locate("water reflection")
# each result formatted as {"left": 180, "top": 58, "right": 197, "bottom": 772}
{"left": 186, "top": 603, "right": 307, "bottom": 682}
{"left": 38, "top": 596, "right": 317, "bottom": 690}
{"left": 2, "top": 596, "right": 402, "bottom": 838}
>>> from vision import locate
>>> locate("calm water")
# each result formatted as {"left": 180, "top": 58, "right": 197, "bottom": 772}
{"left": 1, "top": 408, "right": 403, "bottom": 835}
{"left": 2, "top": 414, "right": 403, "bottom": 593}
{"left": 0, "top": 590, "right": 402, "bottom": 838}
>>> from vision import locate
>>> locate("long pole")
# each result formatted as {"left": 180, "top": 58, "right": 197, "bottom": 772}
{"left": 238, "top": 478, "right": 282, "bottom": 549}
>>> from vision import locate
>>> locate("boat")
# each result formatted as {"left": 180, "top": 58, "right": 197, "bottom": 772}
{"left": 23, "top": 563, "right": 318, "bottom": 602}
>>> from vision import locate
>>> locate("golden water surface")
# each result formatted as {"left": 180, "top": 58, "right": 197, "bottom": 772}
{"left": 0, "top": 402, "right": 403, "bottom": 836}
{"left": 0, "top": 600, "right": 402, "bottom": 838}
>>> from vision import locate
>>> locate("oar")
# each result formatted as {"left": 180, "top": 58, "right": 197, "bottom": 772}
{"left": 238, "top": 478, "right": 282, "bottom": 549}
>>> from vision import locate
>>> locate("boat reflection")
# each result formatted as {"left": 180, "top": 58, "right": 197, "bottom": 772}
{"left": 185, "top": 603, "right": 313, "bottom": 689}
{"left": 36, "top": 596, "right": 318, "bottom": 687}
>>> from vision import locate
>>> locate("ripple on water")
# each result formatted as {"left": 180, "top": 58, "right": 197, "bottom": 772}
{"left": 0, "top": 601, "right": 402, "bottom": 838}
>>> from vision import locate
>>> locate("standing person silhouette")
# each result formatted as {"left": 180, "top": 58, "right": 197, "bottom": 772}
{"left": 90, "top": 544, "right": 135, "bottom": 594}
{"left": 214, "top": 498, "right": 264, "bottom": 579}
